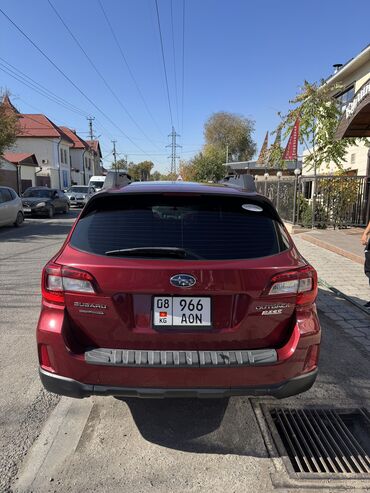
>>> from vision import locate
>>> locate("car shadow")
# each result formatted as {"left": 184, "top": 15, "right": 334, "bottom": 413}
{"left": 118, "top": 395, "right": 267, "bottom": 456}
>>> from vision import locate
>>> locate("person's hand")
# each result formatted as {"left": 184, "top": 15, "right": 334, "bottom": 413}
{"left": 362, "top": 232, "right": 368, "bottom": 245}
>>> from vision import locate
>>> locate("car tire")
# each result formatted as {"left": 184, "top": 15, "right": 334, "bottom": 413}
{"left": 63, "top": 204, "right": 69, "bottom": 214}
{"left": 47, "top": 206, "right": 54, "bottom": 218}
{"left": 14, "top": 211, "right": 24, "bottom": 227}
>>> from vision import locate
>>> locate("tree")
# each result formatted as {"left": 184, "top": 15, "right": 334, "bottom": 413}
{"left": 151, "top": 170, "right": 161, "bottom": 181}
{"left": 111, "top": 158, "right": 128, "bottom": 170}
{"left": 204, "top": 111, "right": 256, "bottom": 162}
{"left": 110, "top": 159, "right": 155, "bottom": 181}
{"left": 0, "top": 94, "right": 19, "bottom": 157}
{"left": 275, "top": 80, "right": 361, "bottom": 172}
{"left": 178, "top": 159, "right": 195, "bottom": 181}
{"left": 190, "top": 145, "right": 226, "bottom": 182}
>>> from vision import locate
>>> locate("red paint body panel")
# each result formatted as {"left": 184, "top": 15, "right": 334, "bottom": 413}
{"left": 36, "top": 182, "right": 321, "bottom": 397}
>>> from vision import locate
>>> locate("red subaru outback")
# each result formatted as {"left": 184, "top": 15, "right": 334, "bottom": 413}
{"left": 37, "top": 180, "right": 320, "bottom": 399}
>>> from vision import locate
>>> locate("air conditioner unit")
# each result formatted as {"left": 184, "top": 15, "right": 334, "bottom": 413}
{"left": 42, "top": 159, "right": 48, "bottom": 164}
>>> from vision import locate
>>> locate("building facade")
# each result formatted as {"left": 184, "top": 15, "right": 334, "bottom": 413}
{"left": 0, "top": 152, "right": 39, "bottom": 193}
{"left": 303, "top": 44, "right": 370, "bottom": 176}
{"left": 1, "top": 95, "right": 103, "bottom": 189}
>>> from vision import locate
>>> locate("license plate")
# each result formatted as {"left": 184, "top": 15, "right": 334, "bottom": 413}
{"left": 153, "top": 296, "right": 211, "bottom": 328}
{"left": 23, "top": 207, "right": 31, "bottom": 212}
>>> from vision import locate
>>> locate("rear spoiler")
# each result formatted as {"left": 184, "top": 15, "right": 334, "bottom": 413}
{"left": 219, "top": 174, "right": 256, "bottom": 193}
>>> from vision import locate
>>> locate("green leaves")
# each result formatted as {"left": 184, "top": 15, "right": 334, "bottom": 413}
{"left": 274, "top": 80, "right": 361, "bottom": 172}
{"left": 204, "top": 111, "right": 256, "bottom": 162}
{"left": 190, "top": 145, "right": 226, "bottom": 182}
{"left": 0, "top": 98, "right": 19, "bottom": 158}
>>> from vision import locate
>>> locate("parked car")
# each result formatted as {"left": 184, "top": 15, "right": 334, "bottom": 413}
{"left": 88, "top": 176, "right": 105, "bottom": 192}
{"left": 22, "top": 187, "right": 69, "bottom": 218}
{"left": 0, "top": 186, "right": 24, "bottom": 227}
{"left": 64, "top": 186, "right": 89, "bottom": 207}
{"left": 37, "top": 180, "right": 321, "bottom": 399}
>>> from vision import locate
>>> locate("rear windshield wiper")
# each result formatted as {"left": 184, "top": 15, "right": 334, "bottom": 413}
{"left": 104, "top": 247, "right": 203, "bottom": 259}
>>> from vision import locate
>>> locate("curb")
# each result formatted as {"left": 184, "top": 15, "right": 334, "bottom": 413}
{"left": 300, "top": 234, "right": 364, "bottom": 265}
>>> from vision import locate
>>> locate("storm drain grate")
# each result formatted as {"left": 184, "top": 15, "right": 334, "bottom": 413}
{"left": 270, "top": 408, "right": 370, "bottom": 474}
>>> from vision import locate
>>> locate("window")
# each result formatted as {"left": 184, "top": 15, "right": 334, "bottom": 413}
{"left": 0, "top": 188, "right": 13, "bottom": 203}
{"left": 351, "top": 153, "right": 356, "bottom": 165}
{"left": 64, "top": 149, "right": 67, "bottom": 164}
{"left": 70, "top": 195, "right": 287, "bottom": 260}
{"left": 335, "top": 86, "right": 355, "bottom": 113}
{"left": 67, "top": 186, "right": 89, "bottom": 193}
{"left": 23, "top": 189, "right": 53, "bottom": 198}
{"left": 62, "top": 170, "right": 69, "bottom": 188}
{"left": 60, "top": 148, "right": 64, "bottom": 163}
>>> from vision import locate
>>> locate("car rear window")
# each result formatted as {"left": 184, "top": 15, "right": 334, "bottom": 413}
{"left": 70, "top": 194, "right": 289, "bottom": 260}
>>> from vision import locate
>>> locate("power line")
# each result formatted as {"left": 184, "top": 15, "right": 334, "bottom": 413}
{"left": 0, "top": 60, "right": 88, "bottom": 117}
{"left": 47, "top": 0, "right": 161, "bottom": 152}
{"left": 0, "top": 6, "right": 151, "bottom": 156}
{"left": 0, "top": 57, "right": 115, "bottom": 146}
{"left": 98, "top": 0, "right": 165, "bottom": 139}
{"left": 170, "top": 0, "right": 180, "bottom": 130}
{"left": 154, "top": 0, "right": 173, "bottom": 128}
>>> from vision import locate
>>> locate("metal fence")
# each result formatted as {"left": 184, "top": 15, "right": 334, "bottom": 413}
{"left": 255, "top": 175, "right": 369, "bottom": 228}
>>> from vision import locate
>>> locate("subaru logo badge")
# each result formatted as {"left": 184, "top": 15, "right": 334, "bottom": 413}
{"left": 170, "top": 274, "right": 196, "bottom": 288}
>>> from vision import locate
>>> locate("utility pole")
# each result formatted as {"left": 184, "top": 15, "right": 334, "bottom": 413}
{"left": 112, "top": 140, "right": 117, "bottom": 166}
{"left": 112, "top": 140, "right": 118, "bottom": 187}
{"left": 166, "top": 126, "right": 181, "bottom": 175}
{"left": 87, "top": 116, "right": 95, "bottom": 177}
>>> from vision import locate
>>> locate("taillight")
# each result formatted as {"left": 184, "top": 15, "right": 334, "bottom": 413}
{"left": 267, "top": 266, "right": 317, "bottom": 306}
{"left": 42, "top": 262, "right": 96, "bottom": 305}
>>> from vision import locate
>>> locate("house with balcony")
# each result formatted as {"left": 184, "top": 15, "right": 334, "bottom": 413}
{"left": 303, "top": 44, "right": 370, "bottom": 176}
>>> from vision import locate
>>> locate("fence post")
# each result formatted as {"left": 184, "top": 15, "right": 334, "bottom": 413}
{"left": 311, "top": 176, "right": 316, "bottom": 229}
{"left": 276, "top": 171, "right": 282, "bottom": 213}
{"left": 292, "top": 168, "right": 301, "bottom": 225}
{"left": 264, "top": 172, "right": 269, "bottom": 195}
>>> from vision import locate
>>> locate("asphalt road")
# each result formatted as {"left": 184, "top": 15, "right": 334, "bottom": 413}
{"left": 0, "top": 210, "right": 80, "bottom": 493}
{"left": 1, "top": 212, "right": 369, "bottom": 493}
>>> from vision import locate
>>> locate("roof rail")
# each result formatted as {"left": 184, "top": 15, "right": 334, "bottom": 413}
{"left": 220, "top": 173, "right": 256, "bottom": 193}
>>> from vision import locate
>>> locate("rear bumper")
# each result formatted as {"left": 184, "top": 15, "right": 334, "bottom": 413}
{"left": 39, "top": 367, "right": 318, "bottom": 399}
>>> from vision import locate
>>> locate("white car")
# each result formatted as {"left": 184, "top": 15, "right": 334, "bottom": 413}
{"left": 88, "top": 176, "right": 105, "bottom": 192}
{"left": 0, "top": 186, "right": 24, "bottom": 227}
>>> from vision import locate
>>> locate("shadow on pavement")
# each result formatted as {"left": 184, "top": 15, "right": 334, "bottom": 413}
{"left": 119, "top": 396, "right": 266, "bottom": 456}
{"left": 0, "top": 211, "right": 79, "bottom": 243}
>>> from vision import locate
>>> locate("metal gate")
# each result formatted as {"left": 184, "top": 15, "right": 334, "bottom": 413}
{"left": 256, "top": 175, "right": 369, "bottom": 228}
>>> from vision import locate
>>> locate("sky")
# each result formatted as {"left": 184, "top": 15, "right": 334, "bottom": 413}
{"left": 0, "top": 0, "right": 369, "bottom": 173}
